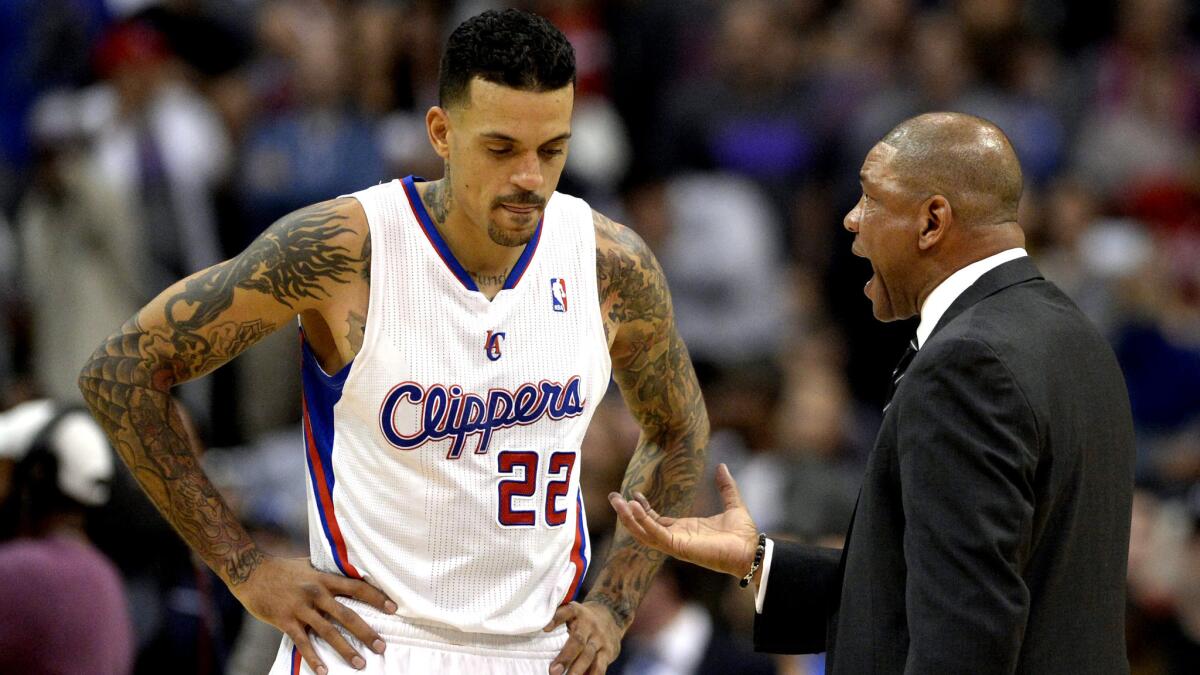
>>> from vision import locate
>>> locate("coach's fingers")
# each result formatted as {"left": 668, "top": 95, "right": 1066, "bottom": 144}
{"left": 608, "top": 493, "right": 650, "bottom": 540}
{"left": 317, "top": 595, "right": 386, "bottom": 655}
{"left": 624, "top": 497, "right": 675, "bottom": 548}
{"left": 631, "top": 493, "right": 679, "bottom": 527}
{"left": 326, "top": 574, "right": 398, "bottom": 614}
{"left": 631, "top": 493, "right": 674, "bottom": 525}
{"left": 715, "top": 463, "right": 746, "bottom": 511}
{"left": 303, "top": 607, "right": 366, "bottom": 670}
{"left": 287, "top": 626, "right": 328, "bottom": 675}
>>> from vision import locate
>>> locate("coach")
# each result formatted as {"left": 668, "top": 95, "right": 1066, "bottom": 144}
{"left": 611, "top": 112, "right": 1136, "bottom": 674}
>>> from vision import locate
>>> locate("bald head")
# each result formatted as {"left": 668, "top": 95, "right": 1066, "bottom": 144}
{"left": 881, "top": 112, "right": 1023, "bottom": 226}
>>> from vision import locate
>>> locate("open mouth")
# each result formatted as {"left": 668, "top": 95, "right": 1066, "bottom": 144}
{"left": 863, "top": 260, "right": 878, "bottom": 297}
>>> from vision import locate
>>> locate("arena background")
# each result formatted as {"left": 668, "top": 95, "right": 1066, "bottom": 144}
{"left": 0, "top": 0, "right": 1198, "bottom": 672}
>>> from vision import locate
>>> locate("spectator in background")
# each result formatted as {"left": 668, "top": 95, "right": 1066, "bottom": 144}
{"left": 623, "top": 173, "right": 789, "bottom": 370}
{"left": 90, "top": 19, "right": 228, "bottom": 298}
{"left": 766, "top": 331, "right": 867, "bottom": 544}
{"left": 0, "top": 399, "right": 133, "bottom": 675}
{"left": 35, "top": 18, "right": 232, "bottom": 429}
{"left": 0, "top": 214, "right": 20, "bottom": 401}
{"left": 536, "top": 0, "right": 632, "bottom": 204}
{"left": 1174, "top": 489, "right": 1200, "bottom": 670}
{"left": 369, "top": 1, "right": 448, "bottom": 182}
{"left": 611, "top": 560, "right": 776, "bottom": 675}
{"left": 16, "top": 89, "right": 143, "bottom": 403}
{"left": 1033, "top": 175, "right": 1142, "bottom": 333}
{"left": 716, "top": 330, "right": 864, "bottom": 550}
{"left": 235, "top": 0, "right": 386, "bottom": 239}
{"left": 1074, "top": 0, "right": 1200, "bottom": 198}
{"left": 1126, "top": 488, "right": 1200, "bottom": 673}
{"left": 656, "top": 0, "right": 827, "bottom": 243}
{"left": 0, "top": 0, "right": 111, "bottom": 212}
{"left": 1111, "top": 250, "right": 1200, "bottom": 494}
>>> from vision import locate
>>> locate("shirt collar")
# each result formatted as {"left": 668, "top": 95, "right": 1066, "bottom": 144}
{"left": 915, "top": 248, "right": 1028, "bottom": 348}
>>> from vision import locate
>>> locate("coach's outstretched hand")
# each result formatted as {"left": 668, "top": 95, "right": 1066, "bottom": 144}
{"left": 609, "top": 463, "right": 761, "bottom": 580}
{"left": 232, "top": 555, "right": 397, "bottom": 674}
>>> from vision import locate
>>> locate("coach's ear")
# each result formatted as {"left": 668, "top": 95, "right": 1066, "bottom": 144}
{"left": 426, "top": 107, "right": 451, "bottom": 161}
{"left": 918, "top": 195, "right": 952, "bottom": 251}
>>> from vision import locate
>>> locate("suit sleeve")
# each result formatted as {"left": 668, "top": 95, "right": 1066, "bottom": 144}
{"left": 752, "top": 541, "right": 841, "bottom": 654}
{"left": 896, "top": 337, "right": 1040, "bottom": 674}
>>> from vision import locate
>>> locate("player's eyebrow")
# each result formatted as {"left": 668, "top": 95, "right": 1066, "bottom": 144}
{"left": 481, "top": 132, "right": 572, "bottom": 144}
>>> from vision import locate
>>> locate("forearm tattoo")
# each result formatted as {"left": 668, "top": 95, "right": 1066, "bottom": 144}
{"left": 586, "top": 211, "right": 709, "bottom": 627}
{"left": 79, "top": 199, "right": 365, "bottom": 585}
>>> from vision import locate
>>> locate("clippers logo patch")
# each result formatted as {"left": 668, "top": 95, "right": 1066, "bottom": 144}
{"left": 378, "top": 377, "right": 586, "bottom": 458}
{"left": 485, "top": 330, "right": 505, "bottom": 361}
{"left": 551, "top": 278, "right": 568, "bottom": 312}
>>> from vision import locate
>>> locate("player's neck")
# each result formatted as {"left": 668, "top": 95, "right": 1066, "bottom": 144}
{"left": 417, "top": 179, "right": 526, "bottom": 293}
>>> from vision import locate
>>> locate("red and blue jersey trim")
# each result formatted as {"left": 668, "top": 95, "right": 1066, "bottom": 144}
{"left": 300, "top": 331, "right": 362, "bottom": 579}
{"left": 560, "top": 492, "right": 590, "bottom": 605}
{"left": 290, "top": 646, "right": 301, "bottom": 674}
{"left": 502, "top": 216, "right": 542, "bottom": 290}
{"left": 400, "top": 175, "right": 543, "bottom": 292}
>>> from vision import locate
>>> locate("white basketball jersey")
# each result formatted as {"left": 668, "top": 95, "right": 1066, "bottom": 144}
{"left": 299, "top": 176, "right": 611, "bottom": 636}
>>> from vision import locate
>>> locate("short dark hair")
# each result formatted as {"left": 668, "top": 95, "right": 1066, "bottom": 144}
{"left": 438, "top": 9, "right": 576, "bottom": 108}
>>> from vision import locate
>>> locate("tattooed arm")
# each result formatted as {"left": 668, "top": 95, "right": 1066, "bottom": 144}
{"left": 546, "top": 210, "right": 709, "bottom": 675}
{"left": 78, "top": 198, "right": 389, "bottom": 673}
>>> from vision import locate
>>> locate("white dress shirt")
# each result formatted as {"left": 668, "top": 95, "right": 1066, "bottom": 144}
{"left": 755, "top": 247, "right": 1029, "bottom": 613}
{"left": 914, "top": 248, "right": 1028, "bottom": 348}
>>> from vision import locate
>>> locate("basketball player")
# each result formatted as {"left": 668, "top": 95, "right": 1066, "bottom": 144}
{"left": 78, "top": 9, "right": 707, "bottom": 675}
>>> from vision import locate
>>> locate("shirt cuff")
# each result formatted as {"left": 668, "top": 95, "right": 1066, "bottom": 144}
{"left": 754, "top": 537, "right": 775, "bottom": 614}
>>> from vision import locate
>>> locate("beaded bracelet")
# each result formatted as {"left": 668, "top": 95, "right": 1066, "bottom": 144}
{"left": 739, "top": 532, "right": 768, "bottom": 588}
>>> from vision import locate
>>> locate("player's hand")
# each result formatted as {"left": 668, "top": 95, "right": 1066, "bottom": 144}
{"left": 609, "top": 463, "right": 760, "bottom": 579}
{"left": 231, "top": 555, "right": 397, "bottom": 674}
{"left": 543, "top": 599, "right": 623, "bottom": 675}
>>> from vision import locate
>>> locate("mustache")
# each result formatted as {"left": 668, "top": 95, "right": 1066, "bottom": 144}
{"left": 492, "top": 192, "right": 545, "bottom": 208}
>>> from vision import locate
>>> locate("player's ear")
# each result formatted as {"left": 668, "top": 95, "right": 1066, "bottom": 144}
{"left": 426, "top": 106, "right": 451, "bottom": 161}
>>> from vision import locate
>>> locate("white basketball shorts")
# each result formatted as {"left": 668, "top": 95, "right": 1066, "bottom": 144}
{"left": 267, "top": 601, "right": 568, "bottom": 675}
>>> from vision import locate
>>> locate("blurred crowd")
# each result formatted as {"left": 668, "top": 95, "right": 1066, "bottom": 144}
{"left": 0, "top": 0, "right": 1198, "bottom": 673}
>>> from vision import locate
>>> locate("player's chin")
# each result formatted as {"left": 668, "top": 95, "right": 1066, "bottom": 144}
{"left": 488, "top": 219, "right": 537, "bottom": 247}
{"left": 490, "top": 208, "right": 540, "bottom": 245}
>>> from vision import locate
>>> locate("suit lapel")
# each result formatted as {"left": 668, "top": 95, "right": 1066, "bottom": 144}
{"left": 926, "top": 257, "right": 1044, "bottom": 342}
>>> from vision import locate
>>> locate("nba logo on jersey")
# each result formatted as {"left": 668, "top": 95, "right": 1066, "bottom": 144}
{"left": 551, "top": 278, "right": 568, "bottom": 312}
{"left": 485, "top": 330, "right": 505, "bottom": 361}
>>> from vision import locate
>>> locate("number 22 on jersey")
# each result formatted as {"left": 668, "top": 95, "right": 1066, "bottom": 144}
{"left": 497, "top": 450, "right": 577, "bottom": 527}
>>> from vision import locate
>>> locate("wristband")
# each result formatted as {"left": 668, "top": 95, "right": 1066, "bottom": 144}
{"left": 739, "top": 532, "right": 768, "bottom": 588}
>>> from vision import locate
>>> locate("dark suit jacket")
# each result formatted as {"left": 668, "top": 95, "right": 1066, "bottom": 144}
{"left": 754, "top": 257, "right": 1135, "bottom": 674}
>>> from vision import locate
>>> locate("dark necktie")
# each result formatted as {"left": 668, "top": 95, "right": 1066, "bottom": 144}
{"left": 883, "top": 337, "right": 918, "bottom": 412}
{"left": 839, "top": 336, "right": 922, "bottom": 577}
